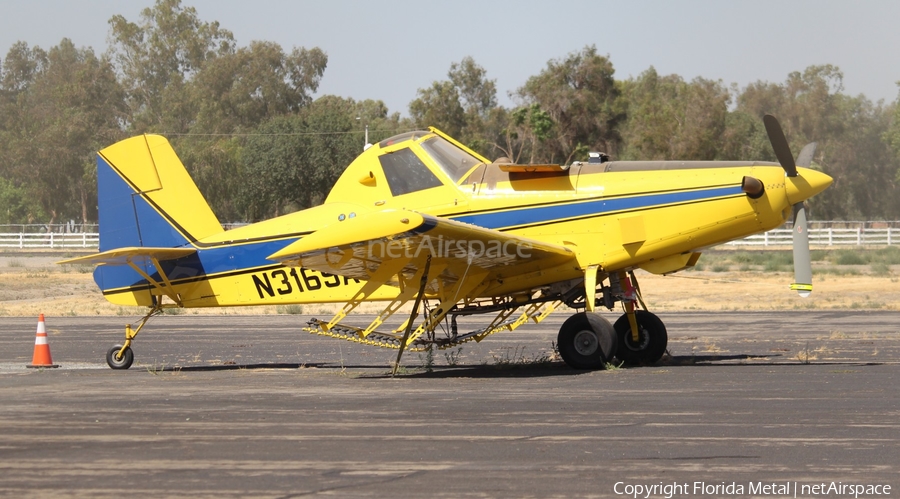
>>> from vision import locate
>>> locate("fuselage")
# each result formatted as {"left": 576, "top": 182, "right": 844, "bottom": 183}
{"left": 95, "top": 129, "right": 831, "bottom": 308}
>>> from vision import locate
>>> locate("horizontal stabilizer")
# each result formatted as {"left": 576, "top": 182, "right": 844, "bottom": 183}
{"left": 57, "top": 247, "right": 196, "bottom": 267}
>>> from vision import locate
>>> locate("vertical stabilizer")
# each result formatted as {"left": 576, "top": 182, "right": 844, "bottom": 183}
{"left": 96, "top": 135, "right": 223, "bottom": 251}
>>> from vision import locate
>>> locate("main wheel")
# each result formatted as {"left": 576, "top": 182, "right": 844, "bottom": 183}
{"left": 106, "top": 345, "right": 134, "bottom": 370}
{"left": 557, "top": 312, "right": 618, "bottom": 370}
{"left": 614, "top": 310, "right": 668, "bottom": 365}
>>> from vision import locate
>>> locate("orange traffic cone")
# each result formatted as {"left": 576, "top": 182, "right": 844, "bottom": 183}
{"left": 26, "top": 314, "right": 59, "bottom": 368}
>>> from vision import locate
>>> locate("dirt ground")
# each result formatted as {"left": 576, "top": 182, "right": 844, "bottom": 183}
{"left": 1, "top": 251, "right": 898, "bottom": 317}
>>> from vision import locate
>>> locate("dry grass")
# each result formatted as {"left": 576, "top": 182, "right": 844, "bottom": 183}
{"left": 1, "top": 252, "right": 899, "bottom": 317}
{"left": 637, "top": 270, "right": 900, "bottom": 312}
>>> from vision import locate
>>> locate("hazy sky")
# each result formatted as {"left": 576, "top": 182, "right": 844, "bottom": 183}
{"left": 2, "top": 0, "right": 898, "bottom": 115}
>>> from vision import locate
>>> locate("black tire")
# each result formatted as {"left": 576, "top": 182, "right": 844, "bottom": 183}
{"left": 106, "top": 345, "right": 134, "bottom": 370}
{"left": 557, "top": 312, "right": 618, "bottom": 370}
{"left": 614, "top": 310, "right": 668, "bottom": 365}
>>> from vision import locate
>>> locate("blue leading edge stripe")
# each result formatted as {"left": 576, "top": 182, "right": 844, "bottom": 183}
{"left": 96, "top": 182, "right": 742, "bottom": 293}
{"left": 450, "top": 186, "right": 743, "bottom": 230}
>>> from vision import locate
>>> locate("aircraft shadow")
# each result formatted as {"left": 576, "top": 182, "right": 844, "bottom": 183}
{"left": 663, "top": 353, "right": 785, "bottom": 365}
{"left": 143, "top": 353, "right": 878, "bottom": 376}
{"left": 361, "top": 361, "right": 588, "bottom": 379}
{"left": 150, "top": 362, "right": 326, "bottom": 372}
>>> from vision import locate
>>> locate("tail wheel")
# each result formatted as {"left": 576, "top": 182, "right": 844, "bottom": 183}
{"left": 557, "top": 312, "right": 618, "bottom": 370}
{"left": 106, "top": 345, "right": 134, "bottom": 370}
{"left": 614, "top": 310, "right": 667, "bottom": 365}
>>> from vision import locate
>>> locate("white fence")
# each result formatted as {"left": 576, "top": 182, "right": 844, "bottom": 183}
{"left": 0, "top": 232, "right": 99, "bottom": 249}
{"left": 726, "top": 227, "right": 897, "bottom": 247}
{"left": 1, "top": 224, "right": 897, "bottom": 250}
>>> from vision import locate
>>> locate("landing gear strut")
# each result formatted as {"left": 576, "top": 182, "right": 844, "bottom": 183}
{"left": 557, "top": 269, "right": 670, "bottom": 369}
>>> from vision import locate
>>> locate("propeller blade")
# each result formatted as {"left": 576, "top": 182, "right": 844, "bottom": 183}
{"left": 795, "top": 142, "right": 817, "bottom": 168}
{"left": 790, "top": 202, "right": 813, "bottom": 297}
{"left": 763, "top": 115, "right": 797, "bottom": 177}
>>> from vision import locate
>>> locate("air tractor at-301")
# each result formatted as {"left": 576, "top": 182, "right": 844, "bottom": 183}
{"left": 62, "top": 115, "right": 831, "bottom": 372}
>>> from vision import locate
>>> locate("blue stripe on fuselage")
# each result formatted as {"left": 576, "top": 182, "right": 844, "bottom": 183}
{"left": 97, "top": 185, "right": 743, "bottom": 293}
{"left": 450, "top": 186, "right": 743, "bottom": 229}
{"left": 95, "top": 238, "right": 300, "bottom": 293}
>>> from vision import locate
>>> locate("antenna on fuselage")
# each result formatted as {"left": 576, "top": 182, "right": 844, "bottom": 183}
{"left": 357, "top": 117, "right": 372, "bottom": 151}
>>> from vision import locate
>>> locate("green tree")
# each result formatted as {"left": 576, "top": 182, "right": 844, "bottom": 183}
{"left": 107, "top": 0, "right": 236, "bottom": 132}
{"left": 447, "top": 56, "right": 498, "bottom": 154}
{"left": 0, "top": 176, "right": 45, "bottom": 224}
{"left": 516, "top": 45, "right": 623, "bottom": 164}
{"left": 448, "top": 56, "right": 497, "bottom": 117}
{"left": 733, "top": 65, "right": 899, "bottom": 219}
{"left": 175, "top": 135, "right": 244, "bottom": 221}
{"left": 487, "top": 104, "right": 554, "bottom": 164}
{"left": 718, "top": 109, "right": 775, "bottom": 162}
{"left": 353, "top": 98, "right": 404, "bottom": 147}
{"left": 0, "top": 42, "right": 46, "bottom": 94}
{"left": 190, "top": 41, "right": 327, "bottom": 133}
{"left": 238, "top": 96, "right": 367, "bottom": 220}
{"left": 813, "top": 96, "right": 898, "bottom": 219}
{"left": 619, "top": 68, "right": 730, "bottom": 161}
{"left": 0, "top": 39, "right": 126, "bottom": 224}
{"left": 175, "top": 41, "right": 327, "bottom": 221}
{"left": 0, "top": 42, "right": 48, "bottom": 186}
{"left": 107, "top": 0, "right": 330, "bottom": 221}
{"left": 409, "top": 57, "right": 498, "bottom": 157}
{"left": 885, "top": 83, "right": 900, "bottom": 165}
{"left": 409, "top": 80, "right": 466, "bottom": 139}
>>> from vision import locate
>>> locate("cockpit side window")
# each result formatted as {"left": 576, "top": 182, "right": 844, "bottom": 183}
{"left": 379, "top": 148, "right": 443, "bottom": 197}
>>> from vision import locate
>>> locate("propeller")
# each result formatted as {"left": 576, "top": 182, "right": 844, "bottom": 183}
{"left": 796, "top": 142, "right": 817, "bottom": 169}
{"left": 763, "top": 115, "right": 797, "bottom": 177}
{"left": 763, "top": 114, "right": 815, "bottom": 297}
{"left": 790, "top": 203, "right": 812, "bottom": 297}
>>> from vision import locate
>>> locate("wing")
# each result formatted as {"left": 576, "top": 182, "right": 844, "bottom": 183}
{"left": 267, "top": 209, "right": 576, "bottom": 296}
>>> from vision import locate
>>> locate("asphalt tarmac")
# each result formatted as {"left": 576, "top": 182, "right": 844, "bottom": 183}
{"left": 1, "top": 311, "right": 898, "bottom": 498}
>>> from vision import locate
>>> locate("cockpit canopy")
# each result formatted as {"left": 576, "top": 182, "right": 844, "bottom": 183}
{"left": 376, "top": 134, "right": 483, "bottom": 196}
{"left": 418, "top": 135, "right": 482, "bottom": 183}
{"left": 326, "top": 128, "right": 487, "bottom": 206}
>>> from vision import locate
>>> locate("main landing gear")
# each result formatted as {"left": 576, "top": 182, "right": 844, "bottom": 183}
{"left": 556, "top": 271, "right": 668, "bottom": 370}
{"left": 557, "top": 312, "right": 618, "bottom": 369}
{"left": 613, "top": 310, "right": 667, "bottom": 365}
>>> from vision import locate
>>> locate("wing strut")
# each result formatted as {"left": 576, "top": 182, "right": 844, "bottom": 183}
{"left": 126, "top": 256, "right": 184, "bottom": 306}
{"left": 392, "top": 255, "right": 432, "bottom": 376}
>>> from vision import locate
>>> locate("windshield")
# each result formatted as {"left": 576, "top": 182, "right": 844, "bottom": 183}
{"left": 419, "top": 136, "right": 482, "bottom": 183}
{"left": 379, "top": 148, "right": 443, "bottom": 197}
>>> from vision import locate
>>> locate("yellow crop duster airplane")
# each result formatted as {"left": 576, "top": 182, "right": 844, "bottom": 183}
{"left": 61, "top": 115, "right": 831, "bottom": 371}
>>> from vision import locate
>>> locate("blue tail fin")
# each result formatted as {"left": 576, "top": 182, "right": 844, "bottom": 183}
{"left": 96, "top": 134, "right": 223, "bottom": 251}
{"left": 94, "top": 135, "right": 224, "bottom": 303}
